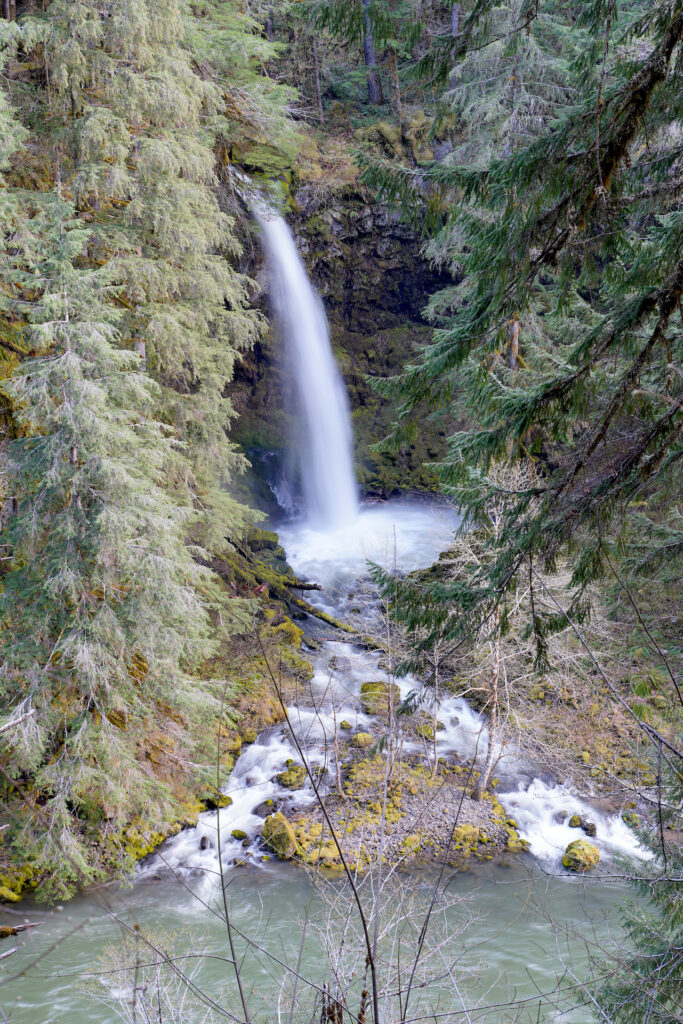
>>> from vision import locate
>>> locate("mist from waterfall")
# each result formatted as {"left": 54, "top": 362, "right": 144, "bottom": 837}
{"left": 258, "top": 212, "right": 359, "bottom": 528}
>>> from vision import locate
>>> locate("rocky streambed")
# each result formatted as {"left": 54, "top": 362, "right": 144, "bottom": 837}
{"left": 140, "top": 498, "right": 644, "bottom": 890}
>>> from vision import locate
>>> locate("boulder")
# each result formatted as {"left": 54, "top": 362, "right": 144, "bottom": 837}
{"left": 231, "top": 829, "right": 247, "bottom": 841}
{"left": 241, "top": 727, "right": 258, "bottom": 744}
{"left": 202, "top": 791, "right": 232, "bottom": 810}
{"left": 262, "top": 812, "right": 298, "bottom": 860}
{"left": 351, "top": 732, "right": 374, "bottom": 748}
{"left": 416, "top": 723, "right": 434, "bottom": 741}
{"left": 339, "top": 720, "right": 352, "bottom": 730}
{"left": 276, "top": 764, "right": 306, "bottom": 789}
{"left": 562, "top": 839, "right": 600, "bottom": 873}
{"left": 568, "top": 813, "right": 596, "bottom": 836}
{"left": 360, "top": 680, "right": 401, "bottom": 715}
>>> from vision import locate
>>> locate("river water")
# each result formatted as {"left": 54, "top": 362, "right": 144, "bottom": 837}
{"left": 0, "top": 498, "right": 642, "bottom": 1024}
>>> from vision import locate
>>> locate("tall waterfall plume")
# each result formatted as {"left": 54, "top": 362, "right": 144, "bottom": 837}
{"left": 258, "top": 213, "right": 359, "bottom": 528}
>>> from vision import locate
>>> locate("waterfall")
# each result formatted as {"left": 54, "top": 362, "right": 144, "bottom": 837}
{"left": 258, "top": 212, "right": 359, "bottom": 528}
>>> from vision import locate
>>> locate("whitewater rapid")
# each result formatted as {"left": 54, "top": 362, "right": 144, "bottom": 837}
{"left": 141, "top": 498, "right": 646, "bottom": 890}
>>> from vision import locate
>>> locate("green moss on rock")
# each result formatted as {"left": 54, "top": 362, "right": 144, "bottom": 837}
{"left": 360, "top": 680, "right": 401, "bottom": 715}
{"left": 351, "top": 732, "right": 374, "bottom": 748}
{"left": 562, "top": 839, "right": 600, "bottom": 872}
{"left": 277, "top": 764, "right": 307, "bottom": 789}
{"left": 262, "top": 812, "right": 299, "bottom": 860}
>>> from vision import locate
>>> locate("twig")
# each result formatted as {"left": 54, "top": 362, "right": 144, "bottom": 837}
{"left": 0, "top": 709, "right": 36, "bottom": 735}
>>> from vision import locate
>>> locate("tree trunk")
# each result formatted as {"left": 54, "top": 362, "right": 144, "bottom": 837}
{"left": 451, "top": 2, "right": 459, "bottom": 36}
{"left": 362, "top": 0, "right": 384, "bottom": 104}
{"left": 475, "top": 608, "right": 500, "bottom": 800}
{"left": 503, "top": 32, "right": 520, "bottom": 156}
{"left": 391, "top": 48, "right": 402, "bottom": 121}
{"left": 313, "top": 36, "right": 325, "bottom": 124}
{"left": 449, "top": 4, "right": 460, "bottom": 88}
{"left": 509, "top": 317, "right": 519, "bottom": 370}
{"left": 134, "top": 339, "right": 146, "bottom": 371}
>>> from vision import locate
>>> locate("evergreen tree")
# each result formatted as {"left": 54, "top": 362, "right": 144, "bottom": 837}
{"left": 365, "top": 0, "right": 683, "bottom": 621}
{"left": 311, "top": 0, "right": 422, "bottom": 110}
{"left": 589, "top": 761, "right": 683, "bottom": 1023}
{"left": 0, "top": 186, "right": 219, "bottom": 894}
{"left": 35, "top": 0, "right": 272, "bottom": 553}
{"left": 437, "top": 0, "right": 580, "bottom": 165}
{"left": 0, "top": 0, "right": 296, "bottom": 893}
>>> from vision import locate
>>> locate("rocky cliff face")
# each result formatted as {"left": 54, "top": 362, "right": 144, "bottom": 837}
{"left": 293, "top": 184, "right": 448, "bottom": 330}
{"left": 229, "top": 184, "right": 452, "bottom": 514}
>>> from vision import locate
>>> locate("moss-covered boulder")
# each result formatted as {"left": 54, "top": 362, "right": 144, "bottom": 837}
{"left": 360, "top": 680, "right": 401, "bottom": 715}
{"left": 262, "top": 812, "right": 299, "bottom": 860}
{"left": 568, "top": 814, "right": 597, "bottom": 836}
{"left": 241, "top": 727, "right": 258, "bottom": 744}
{"left": 277, "top": 764, "right": 307, "bottom": 789}
{"left": 562, "top": 839, "right": 600, "bottom": 872}
{"left": 452, "top": 824, "right": 480, "bottom": 848}
{"left": 339, "top": 720, "right": 352, "bottom": 730}
{"left": 231, "top": 829, "right": 248, "bottom": 841}
{"left": 416, "top": 722, "right": 434, "bottom": 741}
{"left": 200, "top": 791, "right": 233, "bottom": 810}
{"left": 351, "top": 732, "right": 374, "bottom": 748}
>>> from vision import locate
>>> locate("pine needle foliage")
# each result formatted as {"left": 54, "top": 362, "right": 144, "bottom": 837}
{"left": 0, "top": 185, "right": 220, "bottom": 895}
{"left": 360, "top": 0, "right": 683, "bottom": 612}
{"left": 0, "top": 0, "right": 295, "bottom": 894}
{"left": 29, "top": 0, "right": 272, "bottom": 552}
{"left": 589, "top": 759, "right": 683, "bottom": 1023}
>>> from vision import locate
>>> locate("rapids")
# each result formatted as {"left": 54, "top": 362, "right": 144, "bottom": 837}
{"left": 0, "top": 497, "right": 646, "bottom": 1024}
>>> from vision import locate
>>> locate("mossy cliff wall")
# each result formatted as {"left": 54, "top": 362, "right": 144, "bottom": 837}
{"left": 230, "top": 184, "right": 452, "bottom": 510}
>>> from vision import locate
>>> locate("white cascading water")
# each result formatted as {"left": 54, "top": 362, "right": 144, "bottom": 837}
{"left": 138, "top": 217, "right": 646, "bottom": 890}
{"left": 257, "top": 212, "right": 359, "bottom": 528}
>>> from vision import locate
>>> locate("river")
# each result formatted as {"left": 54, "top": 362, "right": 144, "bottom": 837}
{"left": 0, "top": 498, "right": 641, "bottom": 1024}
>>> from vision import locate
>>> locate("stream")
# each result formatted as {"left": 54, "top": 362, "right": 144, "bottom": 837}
{"left": 0, "top": 217, "right": 645, "bottom": 1022}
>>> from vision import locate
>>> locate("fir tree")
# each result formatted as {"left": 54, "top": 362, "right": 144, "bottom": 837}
{"left": 0, "top": 186, "right": 217, "bottom": 894}
{"left": 364, "top": 0, "right": 683, "bottom": 616}
{"left": 0, "top": 0, "right": 296, "bottom": 893}
{"left": 36, "top": 0, "right": 268, "bottom": 552}
{"left": 589, "top": 761, "right": 683, "bottom": 1023}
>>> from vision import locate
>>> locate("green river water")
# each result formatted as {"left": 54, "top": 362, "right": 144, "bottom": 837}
{"left": 0, "top": 859, "right": 628, "bottom": 1023}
